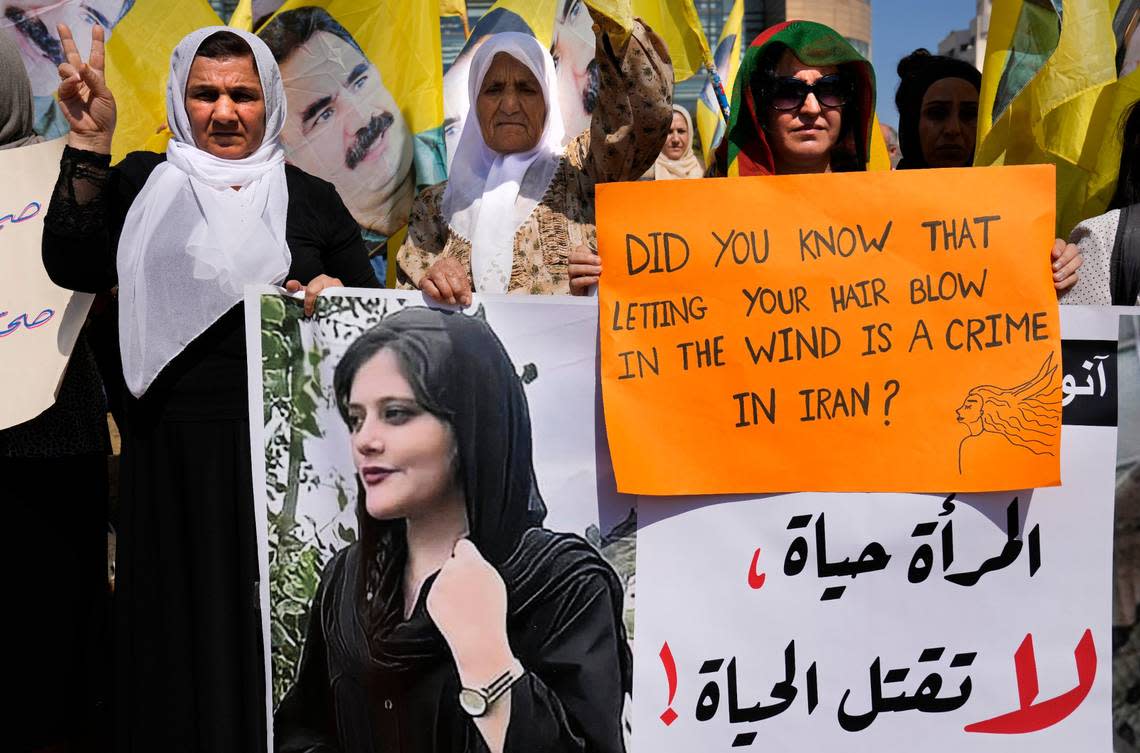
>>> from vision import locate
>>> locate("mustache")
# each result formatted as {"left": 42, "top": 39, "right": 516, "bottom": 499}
{"left": 345, "top": 112, "right": 394, "bottom": 170}
{"left": 4, "top": 7, "right": 64, "bottom": 65}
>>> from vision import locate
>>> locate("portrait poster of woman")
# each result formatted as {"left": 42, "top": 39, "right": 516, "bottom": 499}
{"left": 246, "top": 289, "right": 636, "bottom": 751}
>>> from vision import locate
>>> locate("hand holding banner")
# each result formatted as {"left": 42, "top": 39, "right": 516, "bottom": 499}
{"left": 597, "top": 165, "right": 1061, "bottom": 494}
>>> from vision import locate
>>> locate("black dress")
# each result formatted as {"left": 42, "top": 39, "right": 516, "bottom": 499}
{"left": 275, "top": 528, "right": 631, "bottom": 753}
{"left": 41, "top": 146, "right": 379, "bottom": 753}
{"left": 3, "top": 335, "right": 110, "bottom": 753}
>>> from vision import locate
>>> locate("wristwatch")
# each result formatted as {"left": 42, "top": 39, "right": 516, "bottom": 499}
{"left": 458, "top": 660, "right": 525, "bottom": 717}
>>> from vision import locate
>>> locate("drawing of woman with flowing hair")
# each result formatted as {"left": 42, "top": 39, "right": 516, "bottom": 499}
{"left": 956, "top": 352, "right": 1061, "bottom": 474}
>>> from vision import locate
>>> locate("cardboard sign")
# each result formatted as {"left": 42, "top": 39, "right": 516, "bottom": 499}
{"left": 597, "top": 166, "right": 1061, "bottom": 494}
{"left": 0, "top": 138, "right": 93, "bottom": 430}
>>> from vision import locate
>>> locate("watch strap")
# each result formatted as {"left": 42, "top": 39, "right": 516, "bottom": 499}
{"left": 483, "top": 659, "right": 525, "bottom": 706}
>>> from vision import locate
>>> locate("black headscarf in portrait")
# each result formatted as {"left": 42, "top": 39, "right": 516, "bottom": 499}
{"left": 333, "top": 307, "right": 630, "bottom": 697}
{"left": 894, "top": 48, "right": 981, "bottom": 170}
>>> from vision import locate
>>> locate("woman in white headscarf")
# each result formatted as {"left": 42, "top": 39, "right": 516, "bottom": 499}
{"left": 396, "top": 8, "right": 673, "bottom": 301}
{"left": 643, "top": 104, "right": 704, "bottom": 180}
{"left": 40, "top": 24, "right": 376, "bottom": 753}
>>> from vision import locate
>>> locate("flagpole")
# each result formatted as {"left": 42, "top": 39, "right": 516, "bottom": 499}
{"left": 705, "top": 59, "right": 731, "bottom": 122}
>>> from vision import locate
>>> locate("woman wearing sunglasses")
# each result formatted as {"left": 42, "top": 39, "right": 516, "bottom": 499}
{"left": 710, "top": 20, "right": 1083, "bottom": 293}
{"left": 713, "top": 20, "right": 874, "bottom": 176}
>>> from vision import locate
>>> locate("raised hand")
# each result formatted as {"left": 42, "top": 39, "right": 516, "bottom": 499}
{"left": 56, "top": 23, "right": 116, "bottom": 154}
{"left": 426, "top": 539, "right": 514, "bottom": 687}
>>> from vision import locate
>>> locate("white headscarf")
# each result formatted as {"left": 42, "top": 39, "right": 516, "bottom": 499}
{"left": 441, "top": 32, "right": 565, "bottom": 294}
{"left": 117, "top": 27, "right": 290, "bottom": 397}
{"left": 652, "top": 105, "right": 703, "bottom": 181}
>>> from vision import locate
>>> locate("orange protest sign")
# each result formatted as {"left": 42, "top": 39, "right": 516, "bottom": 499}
{"left": 597, "top": 165, "right": 1061, "bottom": 494}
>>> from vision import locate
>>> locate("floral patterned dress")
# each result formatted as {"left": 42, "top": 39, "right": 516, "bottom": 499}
{"left": 397, "top": 17, "right": 673, "bottom": 295}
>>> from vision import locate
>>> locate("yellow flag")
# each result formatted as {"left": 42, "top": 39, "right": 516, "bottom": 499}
{"left": 440, "top": 0, "right": 470, "bottom": 36}
{"left": 695, "top": 0, "right": 742, "bottom": 164}
{"left": 630, "top": 0, "right": 710, "bottom": 81}
{"left": 0, "top": 0, "right": 222, "bottom": 156}
{"left": 976, "top": 0, "right": 1127, "bottom": 235}
{"left": 104, "top": 0, "right": 224, "bottom": 159}
{"left": 229, "top": 0, "right": 254, "bottom": 30}
{"left": 229, "top": 0, "right": 293, "bottom": 31}
{"left": 586, "top": 0, "right": 633, "bottom": 37}
{"left": 867, "top": 114, "right": 892, "bottom": 172}
{"left": 259, "top": 0, "right": 447, "bottom": 286}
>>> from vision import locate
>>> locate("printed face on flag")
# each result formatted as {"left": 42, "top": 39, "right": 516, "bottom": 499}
{"left": 442, "top": 36, "right": 480, "bottom": 166}
{"left": 273, "top": 25, "right": 413, "bottom": 236}
{"left": 1, "top": 0, "right": 131, "bottom": 94}
{"left": 551, "top": 0, "right": 597, "bottom": 139}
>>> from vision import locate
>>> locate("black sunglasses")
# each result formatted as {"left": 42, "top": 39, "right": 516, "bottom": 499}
{"left": 765, "top": 75, "right": 852, "bottom": 111}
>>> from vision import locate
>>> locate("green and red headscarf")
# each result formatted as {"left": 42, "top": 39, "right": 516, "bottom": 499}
{"left": 716, "top": 20, "right": 876, "bottom": 176}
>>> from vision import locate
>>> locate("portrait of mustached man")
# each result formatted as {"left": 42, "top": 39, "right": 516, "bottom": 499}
{"left": 261, "top": 6, "right": 446, "bottom": 281}
{"left": 0, "top": 0, "right": 134, "bottom": 136}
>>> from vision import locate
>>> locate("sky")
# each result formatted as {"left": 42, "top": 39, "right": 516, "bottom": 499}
{"left": 872, "top": 0, "right": 978, "bottom": 129}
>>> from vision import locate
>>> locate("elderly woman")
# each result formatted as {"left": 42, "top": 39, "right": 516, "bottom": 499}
{"left": 713, "top": 20, "right": 875, "bottom": 176}
{"left": 2, "top": 31, "right": 110, "bottom": 753}
{"left": 275, "top": 307, "right": 630, "bottom": 753}
{"left": 643, "top": 104, "right": 703, "bottom": 180}
{"left": 894, "top": 48, "right": 981, "bottom": 170}
{"left": 40, "top": 24, "right": 376, "bottom": 753}
{"left": 396, "top": 10, "right": 672, "bottom": 302}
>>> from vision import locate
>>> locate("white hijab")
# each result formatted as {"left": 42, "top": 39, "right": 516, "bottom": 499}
{"left": 652, "top": 105, "right": 703, "bottom": 180}
{"left": 117, "top": 27, "right": 290, "bottom": 397}
{"left": 441, "top": 32, "right": 565, "bottom": 294}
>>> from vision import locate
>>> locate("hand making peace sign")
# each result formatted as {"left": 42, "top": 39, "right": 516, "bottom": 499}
{"left": 56, "top": 23, "right": 116, "bottom": 154}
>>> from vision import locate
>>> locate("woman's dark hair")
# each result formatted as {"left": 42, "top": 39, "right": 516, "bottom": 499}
{"left": 331, "top": 307, "right": 546, "bottom": 649}
{"left": 753, "top": 42, "right": 864, "bottom": 172}
{"left": 1110, "top": 102, "right": 1140, "bottom": 210}
{"left": 195, "top": 30, "right": 254, "bottom": 60}
{"left": 333, "top": 315, "right": 456, "bottom": 626}
{"left": 894, "top": 48, "right": 981, "bottom": 168}
{"left": 333, "top": 322, "right": 452, "bottom": 429}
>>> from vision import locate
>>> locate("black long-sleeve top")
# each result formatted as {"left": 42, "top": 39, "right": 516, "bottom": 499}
{"left": 275, "top": 529, "right": 631, "bottom": 753}
{"left": 41, "top": 146, "right": 379, "bottom": 419}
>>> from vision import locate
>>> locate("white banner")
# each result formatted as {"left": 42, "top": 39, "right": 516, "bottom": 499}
{"left": 247, "top": 293, "right": 1134, "bottom": 752}
{"left": 631, "top": 307, "right": 1135, "bottom": 752}
{"left": 245, "top": 288, "right": 635, "bottom": 747}
{"left": 0, "top": 138, "right": 93, "bottom": 430}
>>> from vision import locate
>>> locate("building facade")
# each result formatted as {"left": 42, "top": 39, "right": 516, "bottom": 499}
{"left": 758, "top": 0, "right": 873, "bottom": 59}
{"left": 938, "top": 0, "right": 991, "bottom": 69}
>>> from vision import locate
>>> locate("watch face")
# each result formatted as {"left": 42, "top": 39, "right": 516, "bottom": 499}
{"left": 458, "top": 688, "right": 487, "bottom": 717}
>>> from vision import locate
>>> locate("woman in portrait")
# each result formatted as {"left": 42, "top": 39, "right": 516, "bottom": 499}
{"left": 955, "top": 353, "right": 1061, "bottom": 474}
{"left": 642, "top": 104, "right": 703, "bottom": 180}
{"left": 396, "top": 7, "right": 672, "bottom": 301}
{"left": 275, "top": 306, "right": 631, "bottom": 753}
